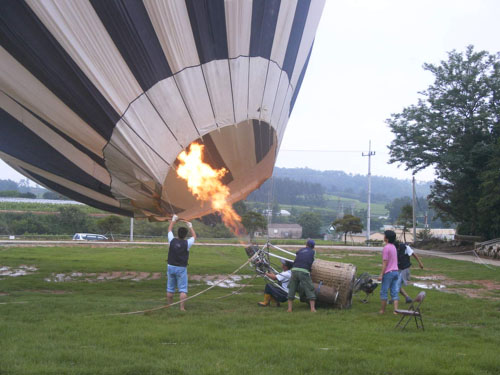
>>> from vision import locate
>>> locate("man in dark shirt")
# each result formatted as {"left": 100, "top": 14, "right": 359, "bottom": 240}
{"left": 287, "top": 239, "right": 317, "bottom": 313}
{"left": 167, "top": 215, "right": 196, "bottom": 311}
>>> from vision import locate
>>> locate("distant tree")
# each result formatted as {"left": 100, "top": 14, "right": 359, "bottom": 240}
{"left": 297, "top": 212, "right": 322, "bottom": 239}
{"left": 416, "top": 227, "right": 432, "bottom": 241}
{"left": 477, "top": 139, "right": 500, "bottom": 239}
{"left": 387, "top": 46, "right": 500, "bottom": 239}
{"left": 333, "top": 214, "right": 363, "bottom": 245}
{"left": 0, "top": 179, "right": 19, "bottom": 191}
{"left": 397, "top": 204, "right": 414, "bottom": 242}
{"left": 272, "top": 201, "right": 281, "bottom": 220}
{"left": 20, "top": 192, "right": 36, "bottom": 199}
{"left": 43, "top": 191, "right": 68, "bottom": 200}
{"left": 0, "top": 190, "right": 20, "bottom": 198}
{"left": 385, "top": 197, "right": 412, "bottom": 223}
{"left": 58, "top": 206, "right": 89, "bottom": 234}
{"left": 0, "top": 190, "right": 35, "bottom": 198}
{"left": 97, "top": 215, "right": 124, "bottom": 240}
{"left": 241, "top": 211, "right": 267, "bottom": 240}
{"left": 233, "top": 200, "right": 247, "bottom": 217}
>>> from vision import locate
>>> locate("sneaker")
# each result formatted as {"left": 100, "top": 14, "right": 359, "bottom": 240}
{"left": 405, "top": 297, "right": 413, "bottom": 304}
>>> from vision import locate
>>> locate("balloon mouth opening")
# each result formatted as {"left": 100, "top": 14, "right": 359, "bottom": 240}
{"left": 163, "top": 120, "right": 277, "bottom": 220}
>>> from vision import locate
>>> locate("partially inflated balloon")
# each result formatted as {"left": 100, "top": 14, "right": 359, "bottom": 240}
{"left": 0, "top": 0, "right": 325, "bottom": 220}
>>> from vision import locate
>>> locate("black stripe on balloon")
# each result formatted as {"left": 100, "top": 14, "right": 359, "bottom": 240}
{"left": 3, "top": 91, "right": 106, "bottom": 169}
{"left": 253, "top": 120, "right": 274, "bottom": 163}
{"left": 0, "top": 0, "right": 119, "bottom": 141}
{"left": 289, "top": 41, "right": 313, "bottom": 115}
{"left": 199, "top": 135, "right": 234, "bottom": 186}
{"left": 90, "top": 0, "right": 173, "bottom": 92}
{"left": 0, "top": 108, "right": 114, "bottom": 199}
{"left": 23, "top": 169, "right": 133, "bottom": 217}
{"left": 250, "top": 0, "right": 281, "bottom": 58}
{"left": 282, "top": 0, "right": 311, "bottom": 79}
{"left": 185, "top": 0, "right": 228, "bottom": 64}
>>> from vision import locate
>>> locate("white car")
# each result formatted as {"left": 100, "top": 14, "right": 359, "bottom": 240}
{"left": 72, "top": 233, "right": 108, "bottom": 241}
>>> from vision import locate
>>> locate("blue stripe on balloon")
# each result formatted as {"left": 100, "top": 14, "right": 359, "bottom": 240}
{"left": 0, "top": 108, "right": 114, "bottom": 199}
{"left": 282, "top": 0, "right": 311, "bottom": 79}
{"left": 185, "top": 0, "right": 229, "bottom": 64}
{"left": 250, "top": 0, "right": 281, "bottom": 59}
{"left": 90, "top": 0, "right": 173, "bottom": 92}
{"left": 0, "top": 0, "right": 119, "bottom": 141}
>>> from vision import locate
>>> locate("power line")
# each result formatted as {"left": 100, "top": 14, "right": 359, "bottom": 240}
{"left": 280, "top": 149, "right": 388, "bottom": 153}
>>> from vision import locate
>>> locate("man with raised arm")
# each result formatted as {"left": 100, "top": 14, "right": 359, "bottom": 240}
{"left": 166, "top": 215, "right": 196, "bottom": 311}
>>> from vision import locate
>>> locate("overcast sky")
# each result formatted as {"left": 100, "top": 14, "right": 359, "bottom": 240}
{"left": 276, "top": 0, "right": 500, "bottom": 181}
{"left": 1, "top": 0, "right": 499, "bottom": 183}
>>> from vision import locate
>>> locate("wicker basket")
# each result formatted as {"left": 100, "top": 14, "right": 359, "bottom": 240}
{"left": 311, "top": 259, "right": 357, "bottom": 308}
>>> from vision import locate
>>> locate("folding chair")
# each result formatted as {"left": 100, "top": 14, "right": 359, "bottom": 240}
{"left": 394, "top": 291, "right": 426, "bottom": 331}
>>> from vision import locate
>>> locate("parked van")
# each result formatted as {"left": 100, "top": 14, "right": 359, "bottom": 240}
{"left": 72, "top": 233, "right": 108, "bottom": 241}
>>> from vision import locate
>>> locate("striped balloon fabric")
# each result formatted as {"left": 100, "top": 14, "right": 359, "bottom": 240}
{"left": 0, "top": 0, "right": 325, "bottom": 220}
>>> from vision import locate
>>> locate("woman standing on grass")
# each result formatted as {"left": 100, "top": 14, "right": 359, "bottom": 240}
{"left": 378, "top": 230, "right": 399, "bottom": 314}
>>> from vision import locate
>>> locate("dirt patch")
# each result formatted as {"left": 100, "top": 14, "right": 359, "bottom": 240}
{"left": 347, "top": 253, "right": 375, "bottom": 257}
{"left": 411, "top": 274, "right": 500, "bottom": 300}
{"left": 474, "top": 280, "right": 500, "bottom": 290}
{"left": 321, "top": 254, "right": 344, "bottom": 259}
{"left": 189, "top": 274, "right": 252, "bottom": 288}
{"left": 44, "top": 271, "right": 162, "bottom": 283}
{"left": 413, "top": 275, "right": 447, "bottom": 281}
{"left": 0, "top": 265, "right": 38, "bottom": 278}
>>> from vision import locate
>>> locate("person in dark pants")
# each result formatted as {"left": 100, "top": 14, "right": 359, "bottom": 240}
{"left": 395, "top": 241, "right": 424, "bottom": 303}
{"left": 287, "top": 239, "right": 317, "bottom": 313}
{"left": 258, "top": 260, "right": 293, "bottom": 307}
{"left": 166, "top": 214, "right": 196, "bottom": 311}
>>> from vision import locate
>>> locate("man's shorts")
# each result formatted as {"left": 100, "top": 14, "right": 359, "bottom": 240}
{"left": 398, "top": 268, "right": 411, "bottom": 287}
{"left": 167, "top": 265, "right": 188, "bottom": 293}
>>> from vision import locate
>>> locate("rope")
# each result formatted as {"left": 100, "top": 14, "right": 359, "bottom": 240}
{"left": 110, "top": 257, "right": 253, "bottom": 316}
{"left": 472, "top": 250, "right": 498, "bottom": 270}
{"left": 266, "top": 171, "right": 276, "bottom": 243}
{"left": 214, "top": 273, "right": 259, "bottom": 300}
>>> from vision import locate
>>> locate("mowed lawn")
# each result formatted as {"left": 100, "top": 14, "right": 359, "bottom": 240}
{"left": 1, "top": 245, "right": 499, "bottom": 375}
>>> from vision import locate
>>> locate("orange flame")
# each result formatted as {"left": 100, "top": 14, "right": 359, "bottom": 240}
{"left": 176, "top": 143, "right": 244, "bottom": 235}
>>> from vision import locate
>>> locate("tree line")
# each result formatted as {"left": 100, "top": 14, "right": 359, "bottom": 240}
{"left": 387, "top": 46, "right": 500, "bottom": 239}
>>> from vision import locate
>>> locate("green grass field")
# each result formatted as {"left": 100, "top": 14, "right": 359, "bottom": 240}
{"left": 324, "top": 194, "right": 388, "bottom": 217}
{"left": 0, "top": 201, "right": 105, "bottom": 214}
{"left": 1, "top": 245, "right": 499, "bottom": 374}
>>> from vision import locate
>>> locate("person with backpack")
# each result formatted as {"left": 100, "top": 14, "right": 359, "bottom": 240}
{"left": 166, "top": 214, "right": 196, "bottom": 311}
{"left": 395, "top": 241, "right": 424, "bottom": 304}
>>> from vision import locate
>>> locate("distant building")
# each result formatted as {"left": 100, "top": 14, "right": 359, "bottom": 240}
{"left": 263, "top": 209, "right": 292, "bottom": 217}
{"left": 381, "top": 226, "right": 456, "bottom": 242}
{"left": 268, "top": 223, "right": 303, "bottom": 239}
{"left": 348, "top": 231, "right": 385, "bottom": 244}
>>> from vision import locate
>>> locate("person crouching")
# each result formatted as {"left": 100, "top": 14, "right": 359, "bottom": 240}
{"left": 258, "top": 260, "right": 294, "bottom": 307}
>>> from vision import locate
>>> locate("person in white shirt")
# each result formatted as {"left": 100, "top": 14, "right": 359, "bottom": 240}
{"left": 166, "top": 215, "right": 196, "bottom": 311}
{"left": 258, "top": 260, "right": 293, "bottom": 307}
{"left": 395, "top": 242, "right": 424, "bottom": 304}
